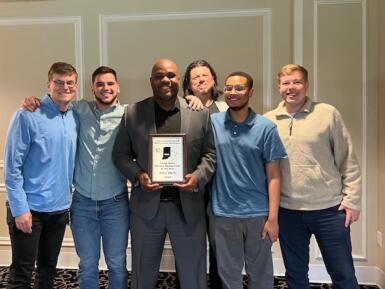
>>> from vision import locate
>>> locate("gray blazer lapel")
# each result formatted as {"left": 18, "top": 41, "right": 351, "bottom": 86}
{"left": 179, "top": 96, "right": 191, "bottom": 134}
{"left": 144, "top": 97, "right": 157, "bottom": 134}
{"left": 140, "top": 98, "right": 157, "bottom": 171}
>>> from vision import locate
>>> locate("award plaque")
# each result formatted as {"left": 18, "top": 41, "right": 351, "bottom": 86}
{"left": 149, "top": 133, "right": 187, "bottom": 185}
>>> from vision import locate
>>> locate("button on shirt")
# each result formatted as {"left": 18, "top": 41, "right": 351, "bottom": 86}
{"left": 73, "top": 100, "right": 126, "bottom": 200}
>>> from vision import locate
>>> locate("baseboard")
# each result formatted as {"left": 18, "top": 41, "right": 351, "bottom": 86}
{"left": 373, "top": 267, "right": 385, "bottom": 289}
{"left": 0, "top": 249, "right": 384, "bottom": 288}
{"left": 302, "top": 263, "right": 385, "bottom": 288}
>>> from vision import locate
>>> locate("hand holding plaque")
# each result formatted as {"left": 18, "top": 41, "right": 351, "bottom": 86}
{"left": 149, "top": 134, "right": 187, "bottom": 185}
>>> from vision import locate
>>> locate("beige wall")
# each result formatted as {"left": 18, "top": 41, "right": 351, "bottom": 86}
{"left": 377, "top": 0, "right": 385, "bottom": 272}
{"left": 0, "top": 0, "right": 384, "bottom": 285}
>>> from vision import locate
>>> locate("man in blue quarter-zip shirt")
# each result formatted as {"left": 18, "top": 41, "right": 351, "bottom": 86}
{"left": 4, "top": 62, "right": 79, "bottom": 289}
{"left": 22, "top": 66, "right": 129, "bottom": 289}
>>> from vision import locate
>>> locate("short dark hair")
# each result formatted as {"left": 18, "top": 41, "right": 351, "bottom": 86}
{"left": 182, "top": 59, "right": 221, "bottom": 101}
{"left": 92, "top": 66, "right": 118, "bottom": 83}
{"left": 225, "top": 71, "right": 253, "bottom": 89}
{"left": 48, "top": 62, "right": 77, "bottom": 82}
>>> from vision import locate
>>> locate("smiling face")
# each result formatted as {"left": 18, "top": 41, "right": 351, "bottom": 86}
{"left": 224, "top": 75, "right": 253, "bottom": 111}
{"left": 279, "top": 70, "right": 309, "bottom": 113}
{"left": 189, "top": 66, "right": 215, "bottom": 98}
{"left": 92, "top": 72, "right": 120, "bottom": 109}
{"left": 47, "top": 73, "right": 78, "bottom": 110}
{"left": 150, "top": 59, "right": 180, "bottom": 104}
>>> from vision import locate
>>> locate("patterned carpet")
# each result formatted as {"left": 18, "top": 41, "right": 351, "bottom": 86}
{"left": 0, "top": 267, "right": 379, "bottom": 288}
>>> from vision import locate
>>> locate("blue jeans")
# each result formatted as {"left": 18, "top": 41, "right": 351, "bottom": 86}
{"left": 70, "top": 191, "right": 130, "bottom": 289}
{"left": 278, "top": 205, "right": 359, "bottom": 289}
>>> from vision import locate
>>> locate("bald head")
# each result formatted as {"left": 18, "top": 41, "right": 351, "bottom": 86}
{"left": 151, "top": 59, "right": 179, "bottom": 76}
{"left": 150, "top": 59, "right": 180, "bottom": 109}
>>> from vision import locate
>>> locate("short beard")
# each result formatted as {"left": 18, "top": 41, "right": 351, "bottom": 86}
{"left": 95, "top": 95, "right": 117, "bottom": 106}
{"left": 228, "top": 102, "right": 248, "bottom": 112}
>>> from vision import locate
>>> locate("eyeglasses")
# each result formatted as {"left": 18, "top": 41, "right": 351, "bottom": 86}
{"left": 223, "top": 85, "right": 248, "bottom": 92}
{"left": 52, "top": 79, "right": 76, "bottom": 88}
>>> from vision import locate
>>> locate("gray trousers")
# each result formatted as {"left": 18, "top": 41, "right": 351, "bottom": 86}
{"left": 208, "top": 209, "right": 273, "bottom": 289}
{"left": 130, "top": 200, "right": 207, "bottom": 289}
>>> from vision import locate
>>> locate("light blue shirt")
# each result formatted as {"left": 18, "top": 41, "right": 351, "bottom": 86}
{"left": 73, "top": 100, "right": 126, "bottom": 200}
{"left": 210, "top": 110, "right": 287, "bottom": 218}
{"left": 4, "top": 95, "right": 78, "bottom": 217}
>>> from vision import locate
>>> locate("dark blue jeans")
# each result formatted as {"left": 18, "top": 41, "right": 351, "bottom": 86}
{"left": 6, "top": 205, "right": 69, "bottom": 289}
{"left": 278, "top": 205, "right": 359, "bottom": 289}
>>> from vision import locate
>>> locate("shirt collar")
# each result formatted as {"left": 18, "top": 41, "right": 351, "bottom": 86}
{"left": 44, "top": 94, "right": 73, "bottom": 113}
{"left": 154, "top": 98, "right": 180, "bottom": 115}
{"left": 91, "top": 99, "right": 120, "bottom": 114}
{"left": 275, "top": 97, "right": 312, "bottom": 116}
{"left": 224, "top": 108, "right": 256, "bottom": 127}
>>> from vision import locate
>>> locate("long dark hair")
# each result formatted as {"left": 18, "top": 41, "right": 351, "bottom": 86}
{"left": 182, "top": 59, "right": 222, "bottom": 101}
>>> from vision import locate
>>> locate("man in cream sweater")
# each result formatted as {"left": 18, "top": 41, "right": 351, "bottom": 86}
{"left": 264, "top": 64, "right": 361, "bottom": 289}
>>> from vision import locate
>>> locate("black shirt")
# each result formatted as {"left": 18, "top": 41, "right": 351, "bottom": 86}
{"left": 154, "top": 100, "right": 181, "bottom": 134}
{"left": 154, "top": 100, "right": 181, "bottom": 200}
{"left": 208, "top": 101, "right": 220, "bottom": 114}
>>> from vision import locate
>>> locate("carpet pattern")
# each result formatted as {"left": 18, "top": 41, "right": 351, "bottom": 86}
{"left": 0, "top": 267, "right": 379, "bottom": 288}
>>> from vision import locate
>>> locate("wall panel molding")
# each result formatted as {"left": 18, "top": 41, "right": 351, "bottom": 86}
{"left": 294, "top": 0, "right": 304, "bottom": 64}
{"left": 0, "top": 16, "right": 84, "bottom": 99}
{"left": 99, "top": 9, "right": 273, "bottom": 109}
{"left": 313, "top": 0, "right": 367, "bottom": 261}
{"left": 0, "top": 235, "right": 174, "bottom": 249}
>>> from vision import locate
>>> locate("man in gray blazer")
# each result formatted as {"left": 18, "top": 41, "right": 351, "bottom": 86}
{"left": 113, "top": 59, "right": 216, "bottom": 289}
